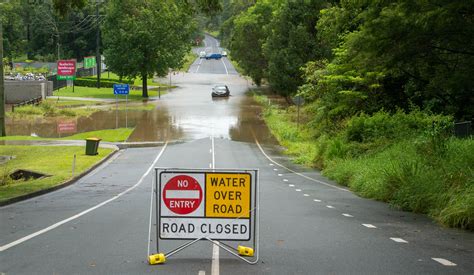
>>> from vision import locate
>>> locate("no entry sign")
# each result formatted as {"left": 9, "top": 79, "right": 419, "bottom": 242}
{"left": 157, "top": 169, "right": 257, "bottom": 241}
{"left": 163, "top": 175, "right": 203, "bottom": 215}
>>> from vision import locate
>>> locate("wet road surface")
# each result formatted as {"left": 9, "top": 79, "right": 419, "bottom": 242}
{"left": 1, "top": 35, "right": 473, "bottom": 274}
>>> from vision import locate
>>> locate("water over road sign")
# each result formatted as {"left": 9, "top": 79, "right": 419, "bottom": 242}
{"left": 158, "top": 169, "right": 257, "bottom": 241}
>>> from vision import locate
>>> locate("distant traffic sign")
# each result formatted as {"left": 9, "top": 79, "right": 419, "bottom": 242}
{"left": 292, "top": 95, "right": 305, "bottom": 106}
{"left": 113, "top": 84, "right": 130, "bottom": 95}
{"left": 57, "top": 60, "right": 76, "bottom": 80}
{"left": 158, "top": 170, "right": 257, "bottom": 241}
{"left": 83, "top": 56, "right": 96, "bottom": 69}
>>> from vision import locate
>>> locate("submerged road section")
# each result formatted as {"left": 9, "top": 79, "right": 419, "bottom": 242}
{"left": 1, "top": 35, "right": 473, "bottom": 274}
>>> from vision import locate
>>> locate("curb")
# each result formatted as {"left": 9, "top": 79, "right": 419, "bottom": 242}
{"left": 0, "top": 149, "right": 119, "bottom": 207}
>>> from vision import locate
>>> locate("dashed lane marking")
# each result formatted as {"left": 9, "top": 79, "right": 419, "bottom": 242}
{"left": 278, "top": 174, "right": 283, "bottom": 176}
{"left": 289, "top": 184, "right": 295, "bottom": 187}
{"left": 295, "top": 189, "right": 302, "bottom": 192}
{"left": 303, "top": 194, "right": 309, "bottom": 197}
{"left": 362, "top": 224, "right": 377, "bottom": 229}
{"left": 342, "top": 213, "right": 353, "bottom": 217}
{"left": 326, "top": 205, "right": 335, "bottom": 209}
{"left": 314, "top": 199, "right": 322, "bottom": 202}
{"left": 273, "top": 168, "right": 278, "bottom": 171}
{"left": 283, "top": 179, "right": 289, "bottom": 182}
{"left": 390, "top": 238, "right": 408, "bottom": 243}
{"left": 431, "top": 258, "right": 457, "bottom": 266}
{"left": 254, "top": 139, "right": 349, "bottom": 192}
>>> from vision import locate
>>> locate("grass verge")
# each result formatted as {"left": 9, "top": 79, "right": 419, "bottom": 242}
{"left": 254, "top": 91, "right": 474, "bottom": 230}
{"left": 54, "top": 86, "right": 168, "bottom": 100}
{"left": 0, "top": 128, "right": 134, "bottom": 142}
{"left": 0, "top": 145, "right": 114, "bottom": 203}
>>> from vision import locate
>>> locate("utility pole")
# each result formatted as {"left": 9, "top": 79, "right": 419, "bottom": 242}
{"left": 96, "top": 0, "right": 101, "bottom": 88}
{"left": 0, "top": 20, "right": 6, "bottom": 136}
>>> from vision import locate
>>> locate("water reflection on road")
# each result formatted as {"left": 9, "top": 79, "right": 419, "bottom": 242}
{"left": 6, "top": 73, "right": 277, "bottom": 145}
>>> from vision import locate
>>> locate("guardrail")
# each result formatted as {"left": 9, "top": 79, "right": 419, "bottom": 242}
{"left": 11, "top": 96, "right": 43, "bottom": 112}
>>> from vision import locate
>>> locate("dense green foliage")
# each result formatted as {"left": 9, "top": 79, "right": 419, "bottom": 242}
{"left": 102, "top": 0, "right": 194, "bottom": 97}
{"left": 255, "top": 92, "right": 473, "bottom": 230}
{"left": 1, "top": 1, "right": 100, "bottom": 62}
{"left": 221, "top": 0, "right": 474, "bottom": 120}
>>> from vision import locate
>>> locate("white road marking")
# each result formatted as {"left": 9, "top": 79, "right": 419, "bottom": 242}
{"left": 1, "top": 143, "right": 169, "bottom": 253}
{"left": 278, "top": 174, "right": 283, "bottom": 176}
{"left": 283, "top": 179, "right": 288, "bottom": 182}
{"left": 254, "top": 139, "right": 349, "bottom": 192}
{"left": 289, "top": 184, "right": 295, "bottom": 187}
{"left": 210, "top": 136, "right": 219, "bottom": 275}
{"left": 326, "top": 205, "right": 335, "bottom": 209}
{"left": 362, "top": 224, "right": 377, "bottom": 229}
{"left": 342, "top": 213, "right": 353, "bottom": 217}
{"left": 221, "top": 58, "right": 228, "bottom": 75}
{"left": 390, "top": 238, "right": 408, "bottom": 243}
{"left": 295, "top": 189, "right": 302, "bottom": 192}
{"left": 314, "top": 199, "right": 322, "bottom": 202}
{"left": 273, "top": 168, "right": 278, "bottom": 171}
{"left": 303, "top": 194, "right": 309, "bottom": 197}
{"left": 269, "top": 163, "right": 274, "bottom": 166}
{"left": 209, "top": 163, "right": 212, "bottom": 168}
{"left": 198, "top": 271, "right": 206, "bottom": 275}
{"left": 432, "top": 258, "right": 457, "bottom": 266}
{"left": 195, "top": 58, "right": 203, "bottom": 73}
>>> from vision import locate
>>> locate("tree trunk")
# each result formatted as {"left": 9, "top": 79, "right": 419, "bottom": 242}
{"left": 142, "top": 73, "right": 148, "bottom": 98}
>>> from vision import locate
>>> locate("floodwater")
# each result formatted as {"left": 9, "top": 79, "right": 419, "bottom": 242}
{"left": 5, "top": 73, "right": 277, "bottom": 145}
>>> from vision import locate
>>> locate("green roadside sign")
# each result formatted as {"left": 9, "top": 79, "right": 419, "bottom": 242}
{"left": 84, "top": 56, "right": 96, "bottom": 69}
{"left": 57, "top": 75, "right": 76, "bottom": 80}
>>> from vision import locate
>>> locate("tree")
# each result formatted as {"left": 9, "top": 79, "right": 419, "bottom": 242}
{"left": 102, "top": 0, "right": 194, "bottom": 97}
{"left": 263, "top": 0, "right": 328, "bottom": 97}
{"left": 1, "top": 1, "right": 27, "bottom": 64}
{"left": 228, "top": 0, "right": 275, "bottom": 85}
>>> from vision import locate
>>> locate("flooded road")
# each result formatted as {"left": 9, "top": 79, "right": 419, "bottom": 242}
{"left": 6, "top": 73, "right": 277, "bottom": 145}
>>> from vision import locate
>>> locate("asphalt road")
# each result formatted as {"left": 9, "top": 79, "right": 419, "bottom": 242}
{"left": 1, "top": 35, "right": 473, "bottom": 274}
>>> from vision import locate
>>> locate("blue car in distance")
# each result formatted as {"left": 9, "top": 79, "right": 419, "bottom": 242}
{"left": 205, "top": 53, "right": 222, "bottom": 60}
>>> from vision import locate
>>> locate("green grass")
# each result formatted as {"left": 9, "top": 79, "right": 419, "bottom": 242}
{"left": 0, "top": 145, "right": 114, "bottom": 203}
{"left": 54, "top": 86, "right": 167, "bottom": 100}
{"left": 254, "top": 92, "right": 474, "bottom": 230}
{"left": 180, "top": 51, "right": 198, "bottom": 72}
{"left": 8, "top": 102, "right": 95, "bottom": 118}
{"left": 45, "top": 98, "right": 104, "bottom": 107}
{"left": 0, "top": 128, "right": 134, "bottom": 142}
{"left": 103, "top": 72, "right": 169, "bottom": 87}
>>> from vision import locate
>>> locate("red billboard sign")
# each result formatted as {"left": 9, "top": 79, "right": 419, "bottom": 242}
{"left": 57, "top": 60, "right": 76, "bottom": 76}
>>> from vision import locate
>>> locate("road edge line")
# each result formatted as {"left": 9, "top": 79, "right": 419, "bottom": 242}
{"left": 253, "top": 138, "right": 349, "bottom": 192}
{"left": 0, "top": 142, "right": 168, "bottom": 252}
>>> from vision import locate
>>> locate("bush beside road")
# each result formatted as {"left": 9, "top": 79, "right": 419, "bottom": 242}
{"left": 254, "top": 92, "right": 474, "bottom": 230}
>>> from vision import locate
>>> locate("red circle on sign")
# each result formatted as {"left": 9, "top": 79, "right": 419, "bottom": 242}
{"left": 163, "top": 175, "right": 203, "bottom": 215}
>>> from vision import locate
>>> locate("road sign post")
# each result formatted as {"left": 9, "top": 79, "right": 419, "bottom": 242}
{"left": 113, "top": 84, "right": 130, "bottom": 129}
{"left": 150, "top": 168, "right": 259, "bottom": 265}
{"left": 292, "top": 96, "right": 305, "bottom": 131}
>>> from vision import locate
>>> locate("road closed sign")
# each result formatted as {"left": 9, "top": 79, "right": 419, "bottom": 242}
{"left": 157, "top": 169, "right": 257, "bottom": 241}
